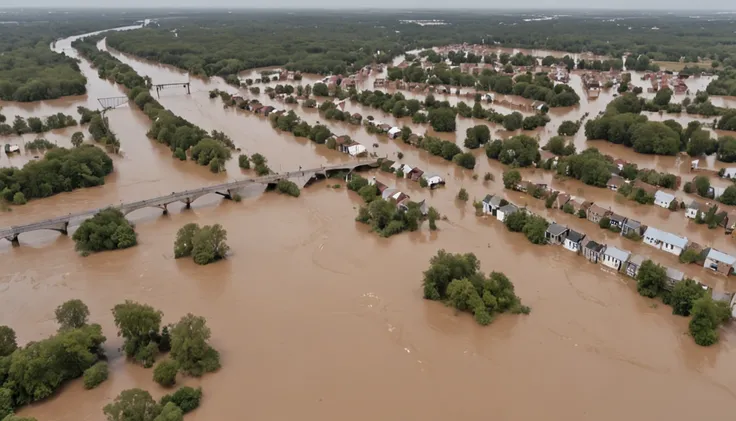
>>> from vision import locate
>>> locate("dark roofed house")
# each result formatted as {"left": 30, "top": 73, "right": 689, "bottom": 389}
{"left": 587, "top": 204, "right": 611, "bottom": 224}
{"left": 407, "top": 167, "right": 425, "bottom": 181}
{"left": 545, "top": 223, "right": 569, "bottom": 245}
{"left": 609, "top": 213, "right": 627, "bottom": 229}
{"left": 626, "top": 254, "right": 646, "bottom": 278}
{"left": 563, "top": 230, "right": 586, "bottom": 253}
{"left": 482, "top": 194, "right": 503, "bottom": 215}
{"left": 583, "top": 240, "right": 606, "bottom": 263}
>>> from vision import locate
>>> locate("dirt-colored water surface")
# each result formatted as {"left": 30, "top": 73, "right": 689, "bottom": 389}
{"left": 1, "top": 26, "right": 735, "bottom": 421}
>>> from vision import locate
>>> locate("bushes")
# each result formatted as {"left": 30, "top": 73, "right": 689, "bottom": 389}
{"left": 72, "top": 208, "right": 137, "bottom": 254}
{"left": 422, "top": 250, "right": 529, "bottom": 325}
{"left": 485, "top": 135, "right": 539, "bottom": 167}
{"left": 276, "top": 180, "right": 300, "bottom": 197}
{"left": 457, "top": 188, "right": 469, "bottom": 201}
{"left": 558, "top": 120, "right": 580, "bottom": 136}
{"left": 83, "top": 362, "right": 109, "bottom": 389}
{"left": 453, "top": 152, "right": 476, "bottom": 169}
{"left": 153, "top": 360, "right": 179, "bottom": 387}
{"left": 173, "top": 223, "right": 229, "bottom": 265}
{"left": 238, "top": 154, "right": 250, "bottom": 169}
{"left": 160, "top": 386, "right": 202, "bottom": 414}
{"left": 688, "top": 296, "right": 731, "bottom": 346}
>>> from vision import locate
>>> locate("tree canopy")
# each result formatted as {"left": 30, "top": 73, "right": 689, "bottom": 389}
{"left": 170, "top": 314, "right": 221, "bottom": 377}
{"left": 72, "top": 208, "right": 137, "bottom": 254}
{"left": 174, "top": 223, "right": 230, "bottom": 265}
{"left": 112, "top": 300, "right": 163, "bottom": 367}
{"left": 55, "top": 299, "right": 90, "bottom": 331}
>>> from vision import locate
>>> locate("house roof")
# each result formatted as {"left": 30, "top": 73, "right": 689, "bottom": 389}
{"left": 588, "top": 204, "right": 609, "bottom": 216}
{"left": 609, "top": 213, "right": 626, "bottom": 223}
{"left": 483, "top": 194, "right": 493, "bottom": 204}
{"left": 387, "top": 127, "right": 402, "bottom": 135}
{"left": 665, "top": 267, "right": 684, "bottom": 282}
{"left": 623, "top": 218, "right": 641, "bottom": 228}
{"left": 687, "top": 200, "right": 707, "bottom": 211}
{"left": 654, "top": 190, "right": 676, "bottom": 203}
{"left": 711, "top": 290, "right": 734, "bottom": 302}
{"left": 628, "top": 254, "right": 646, "bottom": 267}
{"left": 607, "top": 175, "right": 625, "bottom": 187}
{"left": 546, "top": 223, "right": 569, "bottom": 236}
{"left": 706, "top": 248, "right": 736, "bottom": 266}
{"left": 643, "top": 226, "right": 689, "bottom": 249}
{"left": 633, "top": 180, "right": 657, "bottom": 195}
{"left": 584, "top": 239, "right": 605, "bottom": 252}
{"left": 499, "top": 204, "right": 518, "bottom": 214}
{"left": 566, "top": 230, "right": 586, "bottom": 243}
{"left": 556, "top": 193, "right": 571, "bottom": 205}
{"left": 604, "top": 246, "right": 630, "bottom": 262}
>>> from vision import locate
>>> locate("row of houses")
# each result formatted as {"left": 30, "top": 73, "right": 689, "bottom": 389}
{"left": 368, "top": 177, "right": 430, "bottom": 215}
{"left": 383, "top": 160, "right": 445, "bottom": 189}
{"left": 480, "top": 194, "right": 735, "bottom": 314}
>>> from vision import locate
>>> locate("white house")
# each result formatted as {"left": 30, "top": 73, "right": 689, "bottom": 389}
{"left": 390, "top": 162, "right": 404, "bottom": 173}
{"left": 643, "top": 226, "right": 689, "bottom": 256}
{"left": 496, "top": 203, "right": 518, "bottom": 222}
{"left": 722, "top": 168, "right": 736, "bottom": 179}
{"left": 685, "top": 200, "right": 710, "bottom": 219}
{"left": 421, "top": 173, "right": 445, "bottom": 189}
{"left": 602, "top": 246, "right": 630, "bottom": 271}
{"left": 5, "top": 144, "right": 20, "bottom": 153}
{"left": 563, "top": 230, "right": 586, "bottom": 253}
{"left": 482, "top": 194, "right": 503, "bottom": 215}
{"left": 654, "top": 190, "right": 676, "bottom": 209}
{"left": 347, "top": 144, "right": 367, "bottom": 156}
{"left": 703, "top": 248, "right": 736, "bottom": 275}
{"left": 387, "top": 127, "right": 402, "bottom": 139}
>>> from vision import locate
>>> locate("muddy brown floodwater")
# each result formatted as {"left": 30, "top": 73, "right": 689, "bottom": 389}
{"left": 1, "top": 26, "right": 735, "bottom": 421}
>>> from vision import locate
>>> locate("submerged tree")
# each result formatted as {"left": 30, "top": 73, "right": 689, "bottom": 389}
{"left": 173, "top": 223, "right": 229, "bottom": 265}
{"left": 112, "top": 301, "right": 163, "bottom": 366}
{"left": 104, "top": 389, "right": 161, "bottom": 421}
{"left": 170, "top": 314, "right": 221, "bottom": 376}
{"left": 55, "top": 299, "right": 90, "bottom": 331}
{"left": 72, "top": 208, "right": 137, "bottom": 255}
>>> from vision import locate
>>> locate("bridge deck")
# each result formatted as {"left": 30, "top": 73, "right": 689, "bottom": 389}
{"left": 0, "top": 160, "right": 378, "bottom": 240}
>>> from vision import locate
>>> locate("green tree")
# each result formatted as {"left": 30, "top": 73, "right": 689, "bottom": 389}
{"left": 112, "top": 301, "right": 163, "bottom": 365}
{"left": 104, "top": 389, "right": 162, "bottom": 421}
{"left": 72, "top": 208, "right": 137, "bottom": 254}
{"left": 160, "top": 387, "right": 202, "bottom": 414}
{"left": 522, "top": 215, "right": 548, "bottom": 244}
{"left": 153, "top": 402, "right": 183, "bottom": 421}
{"left": 174, "top": 223, "right": 200, "bottom": 258}
{"left": 694, "top": 175, "right": 711, "bottom": 197}
{"left": 452, "top": 152, "right": 476, "bottom": 169}
{"left": 83, "top": 362, "right": 109, "bottom": 389}
{"left": 719, "top": 185, "right": 736, "bottom": 205}
{"left": 0, "top": 388, "right": 13, "bottom": 421}
{"left": 191, "top": 224, "right": 229, "bottom": 265}
{"left": 636, "top": 260, "right": 667, "bottom": 298}
{"left": 689, "top": 296, "right": 729, "bottom": 346}
{"left": 665, "top": 279, "right": 705, "bottom": 316}
{"left": 504, "top": 211, "right": 528, "bottom": 232}
{"left": 456, "top": 188, "right": 469, "bottom": 201}
{"left": 0, "top": 326, "right": 17, "bottom": 357}
{"left": 153, "top": 360, "right": 179, "bottom": 387}
{"left": 170, "top": 314, "right": 221, "bottom": 377}
{"left": 502, "top": 112, "right": 523, "bottom": 131}
{"left": 71, "top": 131, "right": 84, "bottom": 147}
{"left": 312, "top": 82, "right": 329, "bottom": 96}
{"left": 502, "top": 170, "right": 521, "bottom": 189}
{"left": 12, "top": 192, "right": 26, "bottom": 205}
{"left": 55, "top": 299, "right": 90, "bottom": 331}
{"left": 428, "top": 107, "right": 457, "bottom": 132}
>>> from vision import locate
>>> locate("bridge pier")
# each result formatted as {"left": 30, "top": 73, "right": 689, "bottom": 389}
{"left": 5, "top": 235, "right": 19, "bottom": 246}
{"left": 215, "top": 191, "right": 233, "bottom": 200}
{"left": 156, "top": 203, "right": 169, "bottom": 215}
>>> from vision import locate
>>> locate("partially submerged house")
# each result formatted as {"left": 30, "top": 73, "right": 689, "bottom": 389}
{"left": 685, "top": 200, "right": 711, "bottom": 219}
{"left": 607, "top": 175, "right": 625, "bottom": 191}
{"left": 665, "top": 266, "right": 685, "bottom": 290}
{"left": 555, "top": 193, "right": 571, "bottom": 209}
{"left": 496, "top": 203, "right": 519, "bottom": 222}
{"left": 608, "top": 213, "right": 627, "bottom": 230}
{"left": 387, "top": 127, "right": 402, "bottom": 139}
{"left": 545, "top": 223, "right": 569, "bottom": 245}
{"left": 563, "top": 230, "right": 586, "bottom": 253}
{"left": 643, "top": 227, "right": 689, "bottom": 256}
{"left": 602, "top": 246, "right": 630, "bottom": 271}
{"left": 626, "top": 254, "right": 646, "bottom": 278}
{"left": 421, "top": 173, "right": 445, "bottom": 189}
{"left": 621, "top": 218, "right": 643, "bottom": 237}
{"left": 587, "top": 204, "right": 611, "bottom": 224}
{"left": 482, "top": 194, "right": 503, "bottom": 215}
{"left": 703, "top": 248, "right": 736, "bottom": 275}
{"left": 654, "top": 190, "right": 676, "bottom": 209}
{"left": 583, "top": 240, "right": 606, "bottom": 263}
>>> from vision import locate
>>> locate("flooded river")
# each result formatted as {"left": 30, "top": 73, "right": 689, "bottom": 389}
{"left": 1, "top": 25, "right": 735, "bottom": 421}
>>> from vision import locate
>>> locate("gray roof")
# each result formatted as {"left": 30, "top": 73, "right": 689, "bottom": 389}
{"left": 546, "top": 223, "right": 569, "bottom": 236}
{"left": 623, "top": 218, "right": 641, "bottom": 228}
{"left": 643, "top": 227, "right": 689, "bottom": 249}
{"left": 566, "top": 230, "right": 585, "bottom": 243}
{"left": 654, "top": 190, "right": 676, "bottom": 203}
{"left": 604, "top": 246, "right": 630, "bottom": 262}
{"left": 666, "top": 267, "right": 684, "bottom": 282}
{"left": 499, "top": 204, "right": 518, "bottom": 214}
{"left": 711, "top": 290, "right": 734, "bottom": 302}
{"left": 585, "top": 239, "right": 605, "bottom": 252}
{"left": 483, "top": 194, "right": 493, "bottom": 204}
{"left": 609, "top": 213, "right": 626, "bottom": 222}
{"left": 706, "top": 248, "right": 736, "bottom": 266}
{"left": 628, "top": 254, "right": 646, "bottom": 267}
{"left": 482, "top": 194, "right": 502, "bottom": 207}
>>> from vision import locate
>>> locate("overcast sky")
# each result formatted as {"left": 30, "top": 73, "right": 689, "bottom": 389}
{"left": 0, "top": 0, "right": 733, "bottom": 9}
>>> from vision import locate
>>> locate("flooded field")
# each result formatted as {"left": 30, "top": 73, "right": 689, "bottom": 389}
{"left": 1, "top": 25, "right": 736, "bottom": 421}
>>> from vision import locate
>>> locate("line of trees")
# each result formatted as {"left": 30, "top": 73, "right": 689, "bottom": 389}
{"left": 0, "top": 113, "right": 77, "bottom": 136}
{"left": 0, "top": 144, "right": 114, "bottom": 205}
{"left": 73, "top": 36, "right": 232, "bottom": 171}
{"left": 422, "top": 250, "right": 530, "bottom": 325}
{"left": 104, "top": 386, "right": 202, "bottom": 421}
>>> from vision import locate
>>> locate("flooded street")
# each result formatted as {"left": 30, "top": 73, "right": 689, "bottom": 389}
{"left": 1, "top": 26, "right": 736, "bottom": 421}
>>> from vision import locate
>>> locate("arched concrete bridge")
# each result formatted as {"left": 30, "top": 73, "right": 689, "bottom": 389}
{"left": 1, "top": 160, "right": 379, "bottom": 245}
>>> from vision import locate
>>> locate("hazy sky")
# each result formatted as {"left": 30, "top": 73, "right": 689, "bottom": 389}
{"left": 0, "top": 1, "right": 734, "bottom": 10}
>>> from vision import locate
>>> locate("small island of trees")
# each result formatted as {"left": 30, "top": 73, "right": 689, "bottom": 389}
{"left": 174, "top": 223, "right": 230, "bottom": 265}
{"left": 72, "top": 208, "right": 137, "bottom": 255}
{"left": 422, "top": 250, "right": 530, "bottom": 325}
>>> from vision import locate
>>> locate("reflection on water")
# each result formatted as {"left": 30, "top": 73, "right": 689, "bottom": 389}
{"left": 1, "top": 26, "right": 735, "bottom": 421}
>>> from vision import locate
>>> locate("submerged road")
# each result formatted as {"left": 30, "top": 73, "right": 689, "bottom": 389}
{"left": 1, "top": 159, "right": 380, "bottom": 243}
